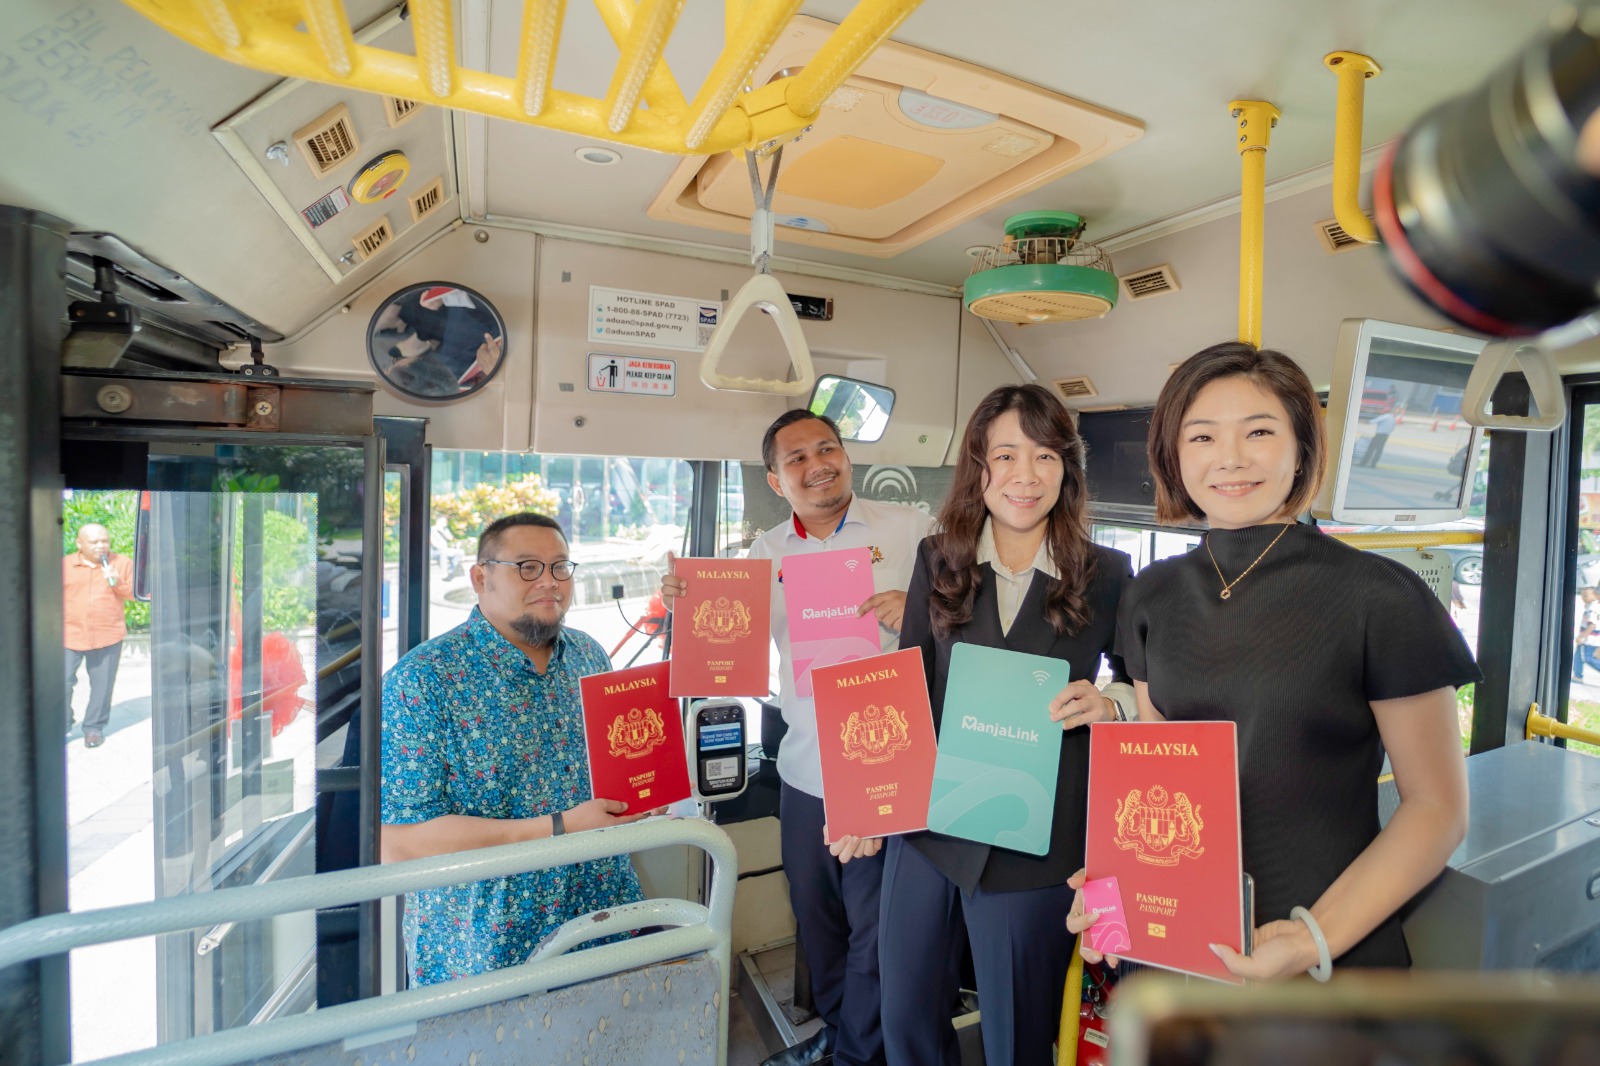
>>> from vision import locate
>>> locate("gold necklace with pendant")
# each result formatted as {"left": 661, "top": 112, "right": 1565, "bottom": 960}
{"left": 1205, "top": 524, "right": 1291, "bottom": 601}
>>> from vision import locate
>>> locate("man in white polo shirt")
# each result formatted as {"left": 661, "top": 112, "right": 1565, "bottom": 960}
{"left": 665, "top": 410, "right": 932, "bottom": 1066}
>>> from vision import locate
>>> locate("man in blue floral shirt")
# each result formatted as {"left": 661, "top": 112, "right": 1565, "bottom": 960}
{"left": 381, "top": 512, "right": 654, "bottom": 986}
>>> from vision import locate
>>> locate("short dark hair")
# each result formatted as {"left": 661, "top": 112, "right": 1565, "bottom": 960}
{"left": 477, "top": 512, "right": 564, "bottom": 561}
{"left": 1148, "top": 341, "right": 1326, "bottom": 525}
{"left": 761, "top": 410, "right": 843, "bottom": 472}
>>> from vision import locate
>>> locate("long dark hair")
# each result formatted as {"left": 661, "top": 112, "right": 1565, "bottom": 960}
{"left": 928, "top": 384, "right": 1096, "bottom": 638}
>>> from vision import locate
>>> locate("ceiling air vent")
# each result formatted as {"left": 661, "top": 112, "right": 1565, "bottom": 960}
{"left": 408, "top": 176, "right": 445, "bottom": 223}
{"left": 1053, "top": 375, "right": 1098, "bottom": 403}
{"left": 293, "top": 104, "right": 360, "bottom": 177}
{"left": 1118, "top": 264, "right": 1179, "bottom": 301}
{"left": 1315, "top": 217, "right": 1370, "bottom": 255}
{"left": 384, "top": 96, "right": 423, "bottom": 127}
{"left": 351, "top": 216, "right": 394, "bottom": 262}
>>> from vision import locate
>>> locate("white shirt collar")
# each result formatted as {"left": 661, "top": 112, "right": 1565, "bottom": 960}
{"left": 976, "top": 518, "right": 1058, "bottom": 579}
{"left": 783, "top": 492, "right": 866, "bottom": 544}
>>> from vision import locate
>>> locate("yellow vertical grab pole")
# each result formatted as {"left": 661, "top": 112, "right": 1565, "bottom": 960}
{"left": 301, "top": 0, "right": 357, "bottom": 77}
{"left": 515, "top": 0, "right": 567, "bottom": 117}
{"left": 681, "top": 0, "right": 807, "bottom": 150}
{"left": 1229, "top": 99, "right": 1280, "bottom": 349}
{"left": 1058, "top": 934, "right": 1086, "bottom": 1066}
{"left": 194, "top": 0, "right": 242, "bottom": 49}
{"left": 591, "top": 0, "right": 689, "bottom": 116}
{"left": 785, "top": 0, "right": 923, "bottom": 118}
{"left": 409, "top": 0, "right": 458, "bottom": 99}
{"left": 602, "top": 0, "right": 686, "bottom": 133}
{"left": 1324, "top": 51, "right": 1382, "bottom": 244}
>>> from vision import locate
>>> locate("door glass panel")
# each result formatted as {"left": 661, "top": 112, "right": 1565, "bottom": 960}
{"left": 1563, "top": 401, "right": 1600, "bottom": 756}
{"left": 64, "top": 442, "right": 372, "bottom": 1059}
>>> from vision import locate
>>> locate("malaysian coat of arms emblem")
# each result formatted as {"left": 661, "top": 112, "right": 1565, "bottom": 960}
{"left": 1112, "top": 784, "right": 1205, "bottom": 867}
{"left": 840, "top": 703, "right": 911, "bottom": 765}
{"left": 691, "top": 596, "right": 752, "bottom": 644}
{"left": 607, "top": 706, "right": 668, "bottom": 759}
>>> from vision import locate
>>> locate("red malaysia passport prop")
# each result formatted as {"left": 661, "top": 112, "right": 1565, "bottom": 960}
{"left": 1085, "top": 720, "right": 1244, "bottom": 984}
{"left": 668, "top": 557, "right": 771, "bottom": 697}
{"left": 812, "top": 648, "right": 936, "bottom": 842}
{"left": 580, "top": 661, "right": 692, "bottom": 810}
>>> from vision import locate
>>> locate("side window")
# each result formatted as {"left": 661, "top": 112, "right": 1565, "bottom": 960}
{"left": 428, "top": 451, "right": 690, "bottom": 666}
{"left": 717, "top": 461, "right": 951, "bottom": 557}
{"left": 1090, "top": 523, "right": 1201, "bottom": 574}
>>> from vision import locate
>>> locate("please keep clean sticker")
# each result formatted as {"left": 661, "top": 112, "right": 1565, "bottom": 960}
{"left": 587, "top": 353, "right": 676, "bottom": 396}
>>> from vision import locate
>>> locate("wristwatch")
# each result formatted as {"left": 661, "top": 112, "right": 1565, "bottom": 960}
{"left": 551, "top": 810, "right": 566, "bottom": 836}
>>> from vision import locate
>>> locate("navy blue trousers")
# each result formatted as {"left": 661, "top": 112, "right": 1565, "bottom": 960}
{"left": 779, "top": 782, "right": 887, "bottom": 1066}
{"left": 879, "top": 836, "right": 1072, "bottom": 1066}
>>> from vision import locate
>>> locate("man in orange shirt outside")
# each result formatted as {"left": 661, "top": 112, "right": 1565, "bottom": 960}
{"left": 64, "top": 524, "right": 136, "bottom": 748}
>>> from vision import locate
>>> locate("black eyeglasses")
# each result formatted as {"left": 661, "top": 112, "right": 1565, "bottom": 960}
{"left": 481, "top": 559, "right": 580, "bottom": 581}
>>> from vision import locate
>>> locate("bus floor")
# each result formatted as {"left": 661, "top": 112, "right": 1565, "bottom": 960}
{"left": 729, "top": 939, "right": 826, "bottom": 1065}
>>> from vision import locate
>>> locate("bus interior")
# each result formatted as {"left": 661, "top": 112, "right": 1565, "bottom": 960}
{"left": 5, "top": 0, "right": 1600, "bottom": 1063}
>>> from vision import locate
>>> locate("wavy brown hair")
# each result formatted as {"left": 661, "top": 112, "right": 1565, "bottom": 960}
{"left": 1148, "top": 342, "right": 1326, "bottom": 525}
{"left": 927, "top": 384, "right": 1097, "bottom": 638}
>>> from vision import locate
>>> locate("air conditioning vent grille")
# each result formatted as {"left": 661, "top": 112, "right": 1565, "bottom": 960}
{"left": 409, "top": 177, "right": 445, "bottom": 223}
{"left": 1053, "top": 375, "right": 1098, "bottom": 401}
{"left": 1118, "top": 264, "right": 1179, "bottom": 300}
{"left": 384, "top": 96, "right": 423, "bottom": 127}
{"left": 293, "top": 104, "right": 360, "bottom": 176}
{"left": 1315, "top": 217, "right": 1370, "bottom": 255}
{"left": 352, "top": 217, "right": 394, "bottom": 261}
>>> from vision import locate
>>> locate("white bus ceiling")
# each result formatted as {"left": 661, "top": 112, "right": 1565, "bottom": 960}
{"left": 5, "top": 0, "right": 1598, "bottom": 446}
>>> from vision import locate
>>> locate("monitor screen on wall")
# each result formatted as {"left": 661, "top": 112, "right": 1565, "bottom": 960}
{"left": 1314, "top": 319, "right": 1486, "bottom": 525}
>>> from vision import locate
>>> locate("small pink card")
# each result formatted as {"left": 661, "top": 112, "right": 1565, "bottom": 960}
{"left": 1082, "top": 876, "right": 1132, "bottom": 956}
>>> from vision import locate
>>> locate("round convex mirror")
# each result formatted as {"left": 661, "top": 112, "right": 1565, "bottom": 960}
{"left": 367, "top": 283, "right": 506, "bottom": 401}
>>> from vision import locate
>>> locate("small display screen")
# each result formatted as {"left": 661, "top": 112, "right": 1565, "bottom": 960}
{"left": 1343, "top": 339, "right": 1477, "bottom": 512}
{"left": 698, "top": 723, "right": 743, "bottom": 750}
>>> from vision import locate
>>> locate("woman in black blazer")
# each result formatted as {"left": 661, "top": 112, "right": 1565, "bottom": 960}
{"left": 878, "top": 384, "right": 1133, "bottom": 1066}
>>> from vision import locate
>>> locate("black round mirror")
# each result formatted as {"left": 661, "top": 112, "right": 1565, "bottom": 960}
{"left": 367, "top": 283, "right": 506, "bottom": 400}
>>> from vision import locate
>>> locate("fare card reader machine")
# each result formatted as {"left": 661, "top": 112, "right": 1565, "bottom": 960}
{"left": 689, "top": 698, "right": 747, "bottom": 802}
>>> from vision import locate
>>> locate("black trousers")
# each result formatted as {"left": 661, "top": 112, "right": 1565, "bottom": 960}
{"left": 66, "top": 642, "right": 122, "bottom": 733}
{"left": 879, "top": 836, "right": 1072, "bottom": 1066}
{"left": 779, "top": 781, "right": 887, "bottom": 1066}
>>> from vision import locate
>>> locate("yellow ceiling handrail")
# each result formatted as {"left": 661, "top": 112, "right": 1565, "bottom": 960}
{"left": 1324, "top": 51, "right": 1382, "bottom": 245}
{"left": 120, "top": 0, "right": 926, "bottom": 155}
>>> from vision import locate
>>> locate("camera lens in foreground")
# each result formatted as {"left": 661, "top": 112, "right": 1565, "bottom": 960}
{"left": 1374, "top": 7, "right": 1600, "bottom": 337}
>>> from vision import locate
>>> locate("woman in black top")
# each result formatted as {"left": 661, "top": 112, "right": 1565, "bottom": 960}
{"left": 878, "top": 384, "right": 1133, "bottom": 1065}
{"left": 1068, "top": 342, "right": 1478, "bottom": 979}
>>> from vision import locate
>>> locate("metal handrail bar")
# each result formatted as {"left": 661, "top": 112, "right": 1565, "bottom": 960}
{"left": 1326, "top": 530, "right": 1483, "bottom": 551}
{"left": 0, "top": 817, "right": 736, "bottom": 1066}
{"left": 1527, "top": 704, "right": 1600, "bottom": 748}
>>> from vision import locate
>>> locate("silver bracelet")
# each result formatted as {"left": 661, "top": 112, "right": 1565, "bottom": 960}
{"left": 1290, "top": 906, "right": 1332, "bottom": 981}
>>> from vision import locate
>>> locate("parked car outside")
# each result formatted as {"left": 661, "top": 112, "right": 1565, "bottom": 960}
{"left": 1361, "top": 386, "right": 1401, "bottom": 420}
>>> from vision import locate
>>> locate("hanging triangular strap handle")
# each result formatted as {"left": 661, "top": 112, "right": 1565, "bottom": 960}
{"left": 698, "top": 145, "right": 814, "bottom": 395}
{"left": 1461, "top": 337, "right": 1565, "bottom": 431}
{"left": 698, "top": 273, "right": 816, "bottom": 396}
